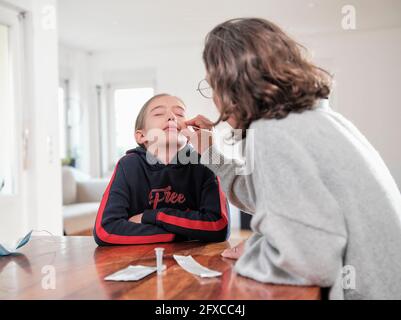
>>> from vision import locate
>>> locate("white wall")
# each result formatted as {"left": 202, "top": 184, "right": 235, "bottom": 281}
{"left": 0, "top": 0, "right": 63, "bottom": 238}
{"left": 24, "top": 0, "right": 63, "bottom": 235}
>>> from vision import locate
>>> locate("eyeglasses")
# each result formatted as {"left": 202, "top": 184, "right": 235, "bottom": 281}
{"left": 197, "top": 79, "right": 213, "bottom": 99}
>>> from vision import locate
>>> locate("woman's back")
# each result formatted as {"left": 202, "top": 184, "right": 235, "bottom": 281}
{"left": 247, "top": 101, "right": 401, "bottom": 299}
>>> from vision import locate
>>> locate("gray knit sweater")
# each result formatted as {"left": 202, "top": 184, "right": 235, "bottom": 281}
{"left": 201, "top": 100, "right": 401, "bottom": 299}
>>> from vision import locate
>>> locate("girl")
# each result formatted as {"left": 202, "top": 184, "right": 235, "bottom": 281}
{"left": 94, "top": 94, "right": 229, "bottom": 246}
{"left": 182, "top": 18, "right": 401, "bottom": 299}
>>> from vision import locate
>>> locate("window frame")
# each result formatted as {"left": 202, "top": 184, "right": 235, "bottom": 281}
{"left": 105, "top": 83, "right": 155, "bottom": 173}
{"left": 0, "top": 7, "right": 23, "bottom": 196}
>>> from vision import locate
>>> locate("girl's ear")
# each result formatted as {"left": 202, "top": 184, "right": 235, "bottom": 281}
{"left": 135, "top": 129, "right": 147, "bottom": 146}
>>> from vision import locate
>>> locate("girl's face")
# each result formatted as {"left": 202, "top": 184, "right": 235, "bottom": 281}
{"left": 135, "top": 95, "right": 188, "bottom": 149}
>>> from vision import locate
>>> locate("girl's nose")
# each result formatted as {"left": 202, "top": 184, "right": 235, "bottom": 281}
{"left": 167, "top": 112, "right": 177, "bottom": 122}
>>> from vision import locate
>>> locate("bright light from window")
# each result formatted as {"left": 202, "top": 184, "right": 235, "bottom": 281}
{"left": 0, "top": 23, "right": 13, "bottom": 194}
{"left": 114, "top": 87, "right": 154, "bottom": 158}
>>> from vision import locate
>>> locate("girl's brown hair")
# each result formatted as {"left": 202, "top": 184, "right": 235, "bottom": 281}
{"left": 203, "top": 18, "right": 332, "bottom": 137}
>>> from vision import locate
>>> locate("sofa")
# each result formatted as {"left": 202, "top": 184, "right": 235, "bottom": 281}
{"left": 62, "top": 166, "right": 108, "bottom": 235}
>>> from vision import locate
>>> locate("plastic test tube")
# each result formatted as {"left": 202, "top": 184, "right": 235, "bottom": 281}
{"left": 155, "top": 248, "right": 165, "bottom": 275}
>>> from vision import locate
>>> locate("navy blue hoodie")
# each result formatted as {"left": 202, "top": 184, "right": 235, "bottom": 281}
{"left": 94, "top": 144, "right": 230, "bottom": 246}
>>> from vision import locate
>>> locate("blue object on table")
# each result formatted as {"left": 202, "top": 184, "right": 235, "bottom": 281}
{"left": 0, "top": 230, "right": 33, "bottom": 256}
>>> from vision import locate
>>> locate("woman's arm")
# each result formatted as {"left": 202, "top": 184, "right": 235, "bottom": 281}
{"left": 200, "top": 144, "right": 256, "bottom": 214}
{"left": 183, "top": 115, "right": 256, "bottom": 214}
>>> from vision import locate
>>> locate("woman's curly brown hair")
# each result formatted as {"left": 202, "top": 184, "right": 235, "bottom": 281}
{"left": 203, "top": 18, "right": 332, "bottom": 137}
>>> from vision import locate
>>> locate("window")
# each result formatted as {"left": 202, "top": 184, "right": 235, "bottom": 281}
{"left": 113, "top": 87, "right": 154, "bottom": 158}
{"left": 0, "top": 23, "right": 13, "bottom": 194}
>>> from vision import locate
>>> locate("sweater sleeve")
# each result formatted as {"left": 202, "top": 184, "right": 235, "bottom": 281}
{"left": 235, "top": 217, "right": 347, "bottom": 289}
{"left": 93, "top": 160, "right": 176, "bottom": 246}
{"left": 200, "top": 144, "right": 256, "bottom": 214}
{"left": 233, "top": 128, "right": 348, "bottom": 289}
{"left": 141, "top": 175, "right": 230, "bottom": 242}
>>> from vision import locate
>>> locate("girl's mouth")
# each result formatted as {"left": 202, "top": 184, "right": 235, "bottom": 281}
{"left": 163, "top": 124, "right": 180, "bottom": 132}
{"left": 164, "top": 126, "right": 178, "bottom": 132}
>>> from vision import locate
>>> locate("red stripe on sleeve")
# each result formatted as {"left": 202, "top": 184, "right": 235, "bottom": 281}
{"left": 95, "top": 161, "right": 175, "bottom": 245}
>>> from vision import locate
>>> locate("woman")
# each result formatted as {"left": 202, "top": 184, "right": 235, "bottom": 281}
{"left": 182, "top": 18, "right": 401, "bottom": 299}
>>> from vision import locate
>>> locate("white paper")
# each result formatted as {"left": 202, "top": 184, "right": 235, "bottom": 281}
{"left": 104, "top": 265, "right": 166, "bottom": 282}
{"left": 173, "top": 255, "right": 222, "bottom": 278}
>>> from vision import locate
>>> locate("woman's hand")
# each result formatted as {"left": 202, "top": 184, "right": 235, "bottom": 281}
{"left": 182, "top": 115, "right": 214, "bottom": 155}
{"left": 221, "top": 241, "right": 246, "bottom": 260}
{"left": 185, "top": 115, "right": 214, "bottom": 130}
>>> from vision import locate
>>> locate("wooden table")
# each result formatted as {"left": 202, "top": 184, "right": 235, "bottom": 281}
{"left": 0, "top": 236, "right": 320, "bottom": 300}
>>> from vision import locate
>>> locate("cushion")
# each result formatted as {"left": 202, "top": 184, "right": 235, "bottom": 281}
{"left": 63, "top": 202, "right": 99, "bottom": 235}
{"left": 62, "top": 166, "right": 77, "bottom": 205}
